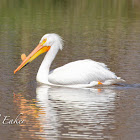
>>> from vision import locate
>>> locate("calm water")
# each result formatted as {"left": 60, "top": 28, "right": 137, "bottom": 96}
{"left": 0, "top": 0, "right": 140, "bottom": 139}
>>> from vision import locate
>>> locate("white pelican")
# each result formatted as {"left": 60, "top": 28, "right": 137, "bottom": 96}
{"left": 14, "top": 33, "right": 124, "bottom": 88}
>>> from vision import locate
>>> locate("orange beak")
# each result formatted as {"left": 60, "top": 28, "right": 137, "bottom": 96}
{"left": 14, "top": 39, "right": 50, "bottom": 74}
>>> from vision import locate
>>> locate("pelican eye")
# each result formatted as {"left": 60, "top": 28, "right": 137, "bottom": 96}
{"left": 41, "top": 39, "right": 47, "bottom": 45}
{"left": 43, "top": 39, "right": 47, "bottom": 42}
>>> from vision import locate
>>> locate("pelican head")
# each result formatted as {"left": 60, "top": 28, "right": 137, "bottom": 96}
{"left": 40, "top": 33, "right": 63, "bottom": 50}
{"left": 14, "top": 33, "right": 63, "bottom": 74}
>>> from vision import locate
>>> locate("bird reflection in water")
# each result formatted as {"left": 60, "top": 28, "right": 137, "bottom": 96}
{"left": 36, "top": 85, "right": 117, "bottom": 139}
{"left": 14, "top": 85, "right": 117, "bottom": 139}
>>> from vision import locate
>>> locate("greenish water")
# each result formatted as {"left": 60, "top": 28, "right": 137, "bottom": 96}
{"left": 0, "top": 0, "right": 140, "bottom": 139}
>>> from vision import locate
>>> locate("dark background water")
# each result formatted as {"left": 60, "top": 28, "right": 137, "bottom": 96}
{"left": 0, "top": 0, "right": 140, "bottom": 139}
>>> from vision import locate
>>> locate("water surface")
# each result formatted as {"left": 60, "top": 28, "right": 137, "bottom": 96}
{"left": 0, "top": 0, "right": 140, "bottom": 139}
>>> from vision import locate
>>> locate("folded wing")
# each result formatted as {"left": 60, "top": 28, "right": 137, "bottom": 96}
{"left": 48, "top": 59, "right": 117, "bottom": 85}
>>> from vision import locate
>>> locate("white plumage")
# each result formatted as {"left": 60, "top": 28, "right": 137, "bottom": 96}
{"left": 35, "top": 33, "right": 124, "bottom": 88}
{"left": 48, "top": 59, "right": 116, "bottom": 85}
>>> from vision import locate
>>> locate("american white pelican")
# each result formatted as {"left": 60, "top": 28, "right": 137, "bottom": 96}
{"left": 14, "top": 33, "right": 124, "bottom": 88}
